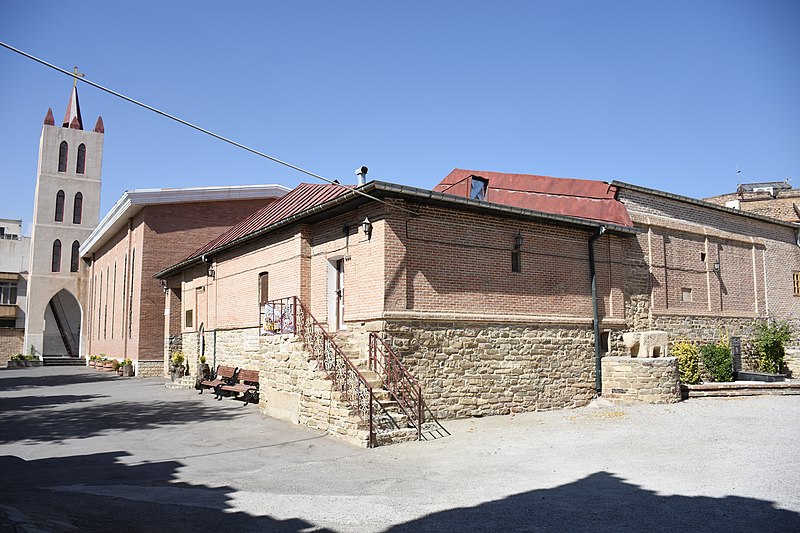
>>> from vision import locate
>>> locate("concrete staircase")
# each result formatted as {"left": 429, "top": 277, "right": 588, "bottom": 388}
{"left": 164, "top": 375, "right": 195, "bottom": 390}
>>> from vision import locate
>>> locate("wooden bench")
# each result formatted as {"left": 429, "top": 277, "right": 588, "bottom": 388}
{"left": 218, "top": 369, "right": 260, "bottom": 404}
{"left": 199, "top": 365, "right": 237, "bottom": 396}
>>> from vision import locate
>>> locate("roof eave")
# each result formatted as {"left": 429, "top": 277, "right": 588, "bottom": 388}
{"left": 612, "top": 180, "right": 800, "bottom": 229}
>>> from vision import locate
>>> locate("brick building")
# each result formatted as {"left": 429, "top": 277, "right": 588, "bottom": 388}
{"left": 155, "top": 170, "right": 799, "bottom": 445}
{"left": 79, "top": 184, "right": 289, "bottom": 375}
{"left": 705, "top": 181, "right": 800, "bottom": 223}
{"left": 0, "top": 219, "right": 30, "bottom": 364}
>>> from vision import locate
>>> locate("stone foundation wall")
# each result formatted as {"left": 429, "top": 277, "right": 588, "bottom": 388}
{"left": 383, "top": 320, "right": 597, "bottom": 419}
{"left": 0, "top": 328, "right": 24, "bottom": 366}
{"left": 601, "top": 356, "right": 680, "bottom": 404}
{"left": 136, "top": 360, "right": 164, "bottom": 378}
{"left": 259, "top": 334, "right": 368, "bottom": 447}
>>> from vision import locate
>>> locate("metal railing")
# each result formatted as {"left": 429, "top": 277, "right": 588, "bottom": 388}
{"left": 266, "top": 297, "right": 376, "bottom": 447}
{"left": 369, "top": 332, "right": 424, "bottom": 441}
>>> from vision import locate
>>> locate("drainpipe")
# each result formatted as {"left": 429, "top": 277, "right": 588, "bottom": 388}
{"left": 589, "top": 225, "right": 607, "bottom": 395}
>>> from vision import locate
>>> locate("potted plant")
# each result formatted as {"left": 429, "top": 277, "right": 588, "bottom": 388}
{"left": 112, "top": 359, "right": 122, "bottom": 375}
{"left": 121, "top": 358, "right": 134, "bottom": 377}
{"left": 103, "top": 358, "right": 116, "bottom": 372}
{"left": 198, "top": 355, "right": 211, "bottom": 379}
{"left": 170, "top": 352, "right": 186, "bottom": 381}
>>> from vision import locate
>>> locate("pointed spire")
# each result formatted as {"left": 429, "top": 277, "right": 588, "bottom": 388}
{"left": 62, "top": 86, "right": 83, "bottom": 130}
{"left": 43, "top": 108, "right": 55, "bottom": 126}
{"left": 93, "top": 116, "right": 105, "bottom": 133}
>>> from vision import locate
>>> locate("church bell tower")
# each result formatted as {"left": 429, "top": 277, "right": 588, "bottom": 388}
{"left": 24, "top": 84, "right": 104, "bottom": 359}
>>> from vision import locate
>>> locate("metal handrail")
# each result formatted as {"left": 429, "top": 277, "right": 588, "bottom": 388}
{"left": 369, "top": 332, "right": 424, "bottom": 441}
{"left": 265, "top": 297, "right": 375, "bottom": 447}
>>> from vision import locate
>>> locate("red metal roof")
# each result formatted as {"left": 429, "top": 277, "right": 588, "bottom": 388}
{"left": 433, "top": 168, "right": 633, "bottom": 227}
{"left": 187, "top": 182, "right": 351, "bottom": 260}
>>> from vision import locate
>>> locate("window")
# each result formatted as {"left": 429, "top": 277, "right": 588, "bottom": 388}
{"left": 51, "top": 240, "right": 62, "bottom": 272}
{"left": 58, "top": 141, "right": 68, "bottom": 172}
{"left": 70, "top": 241, "right": 80, "bottom": 272}
{"left": 55, "top": 190, "right": 65, "bottom": 222}
{"left": 600, "top": 331, "right": 611, "bottom": 354}
{"left": 470, "top": 176, "right": 488, "bottom": 201}
{"left": 511, "top": 249, "right": 521, "bottom": 273}
{"left": 0, "top": 282, "right": 17, "bottom": 305}
{"left": 73, "top": 192, "right": 83, "bottom": 224}
{"left": 185, "top": 309, "right": 194, "bottom": 328}
{"left": 259, "top": 272, "right": 269, "bottom": 305}
{"left": 794, "top": 272, "right": 800, "bottom": 296}
{"left": 681, "top": 288, "right": 693, "bottom": 303}
{"left": 76, "top": 143, "right": 86, "bottom": 174}
{"left": 129, "top": 249, "right": 135, "bottom": 338}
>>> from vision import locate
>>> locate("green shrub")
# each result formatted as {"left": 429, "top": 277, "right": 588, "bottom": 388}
{"left": 671, "top": 340, "right": 701, "bottom": 384}
{"left": 752, "top": 319, "right": 794, "bottom": 374}
{"left": 11, "top": 353, "right": 37, "bottom": 362}
{"left": 111, "top": 359, "right": 121, "bottom": 371}
{"left": 171, "top": 352, "right": 185, "bottom": 366}
{"left": 700, "top": 342, "right": 733, "bottom": 382}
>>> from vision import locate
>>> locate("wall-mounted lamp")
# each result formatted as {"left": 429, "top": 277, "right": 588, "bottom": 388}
{"left": 160, "top": 279, "right": 168, "bottom": 293}
{"left": 207, "top": 266, "right": 216, "bottom": 279}
{"left": 713, "top": 261, "right": 720, "bottom": 272}
{"left": 514, "top": 232, "right": 523, "bottom": 250}
{"left": 362, "top": 217, "right": 373, "bottom": 240}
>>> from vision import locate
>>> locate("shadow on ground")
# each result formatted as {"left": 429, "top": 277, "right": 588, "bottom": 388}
{"left": 0, "top": 451, "right": 333, "bottom": 532}
{"left": 388, "top": 471, "right": 800, "bottom": 533}
{"left": 0, "top": 369, "right": 117, "bottom": 390}
{"left": 0, "top": 398, "right": 249, "bottom": 444}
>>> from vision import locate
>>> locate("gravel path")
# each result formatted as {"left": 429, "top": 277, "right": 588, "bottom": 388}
{"left": 1, "top": 366, "right": 798, "bottom": 532}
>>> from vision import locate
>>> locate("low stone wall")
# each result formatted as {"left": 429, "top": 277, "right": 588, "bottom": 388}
{"left": 136, "top": 360, "right": 164, "bottom": 378}
{"left": 259, "top": 334, "right": 368, "bottom": 447}
{"left": 0, "top": 328, "right": 24, "bottom": 366}
{"left": 784, "top": 349, "right": 800, "bottom": 379}
{"left": 383, "top": 320, "right": 597, "bottom": 419}
{"left": 601, "top": 356, "right": 680, "bottom": 404}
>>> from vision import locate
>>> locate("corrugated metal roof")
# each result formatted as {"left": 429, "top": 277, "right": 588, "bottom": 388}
{"left": 434, "top": 168, "right": 634, "bottom": 227}
{"left": 187, "top": 183, "right": 351, "bottom": 260}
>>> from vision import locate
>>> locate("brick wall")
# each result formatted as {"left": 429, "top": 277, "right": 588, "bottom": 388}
{"left": 87, "top": 198, "right": 272, "bottom": 366}
{"left": 0, "top": 328, "right": 24, "bottom": 366}
{"left": 705, "top": 191, "right": 800, "bottom": 223}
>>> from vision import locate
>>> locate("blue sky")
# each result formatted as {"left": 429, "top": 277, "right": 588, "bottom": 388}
{"left": 1, "top": 1, "right": 798, "bottom": 233}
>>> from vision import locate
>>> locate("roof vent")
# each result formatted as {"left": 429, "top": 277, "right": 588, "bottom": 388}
{"left": 355, "top": 166, "right": 368, "bottom": 186}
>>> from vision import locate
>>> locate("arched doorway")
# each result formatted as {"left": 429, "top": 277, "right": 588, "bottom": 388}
{"left": 43, "top": 289, "right": 81, "bottom": 357}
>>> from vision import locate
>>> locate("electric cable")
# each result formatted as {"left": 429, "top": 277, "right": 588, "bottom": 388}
{"left": 0, "top": 41, "right": 419, "bottom": 216}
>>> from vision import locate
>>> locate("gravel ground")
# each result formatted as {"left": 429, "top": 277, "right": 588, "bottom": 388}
{"left": 0, "top": 366, "right": 798, "bottom": 532}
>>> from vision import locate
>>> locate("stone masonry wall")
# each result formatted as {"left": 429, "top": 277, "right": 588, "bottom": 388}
{"left": 384, "top": 320, "right": 596, "bottom": 419}
{"left": 259, "top": 333, "right": 369, "bottom": 447}
{"left": 135, "top": 360, "right": 164, "bottom": 378}
{"left": 602, "top": 356, "right": 680, "bottom": 404}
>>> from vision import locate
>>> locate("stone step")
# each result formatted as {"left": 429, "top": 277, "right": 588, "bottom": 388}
{"left": 43, "top": 357, "right": 85, "bottom": 366}
{"left": 165, "top": 376, "right": 195, "bottom": 390}
{"left": 682, "top": 381, "right": 800, "bottom": 398}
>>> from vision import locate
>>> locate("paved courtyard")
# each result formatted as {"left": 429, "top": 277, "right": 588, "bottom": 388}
{"left": 0, "top": 366, "right": 798, "bottom": 532}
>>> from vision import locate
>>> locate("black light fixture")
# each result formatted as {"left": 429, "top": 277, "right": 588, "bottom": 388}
{"left": 514, "top": 232, "right": 523, "bottom": 250}
{"left": 362, "top": 217, "right": 373, "bottom": 240}
{"left": 713, "top": 261, "right": 720, "bottom": 272}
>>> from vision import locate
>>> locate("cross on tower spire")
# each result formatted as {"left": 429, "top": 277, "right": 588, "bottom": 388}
{"left": 72, "top": 66, "right": 84, "bottom": 88}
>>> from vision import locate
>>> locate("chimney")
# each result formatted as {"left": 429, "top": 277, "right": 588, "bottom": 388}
{"left": 355, "top": 166, "right": 368, "bottom": 186}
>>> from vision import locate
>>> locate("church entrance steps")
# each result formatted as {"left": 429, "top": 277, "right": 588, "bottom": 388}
{"left": 42, "top": 356, "right": 85, "bottom": 367}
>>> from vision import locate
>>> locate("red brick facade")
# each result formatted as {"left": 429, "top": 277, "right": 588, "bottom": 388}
{"left": 85, "top": 198, "right": 273, "bottom": 362}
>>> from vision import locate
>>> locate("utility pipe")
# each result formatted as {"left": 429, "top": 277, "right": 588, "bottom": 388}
{"left": 589, "top": 225, "right": 607, "bottom": 395}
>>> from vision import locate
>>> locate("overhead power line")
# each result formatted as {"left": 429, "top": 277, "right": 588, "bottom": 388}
{"left": 0, "top": 41, "right": 418, "bottom": 216}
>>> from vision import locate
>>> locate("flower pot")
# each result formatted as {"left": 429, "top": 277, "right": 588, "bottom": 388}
{"left": 122, "top": 364, "right": 134, "bottom": 377}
